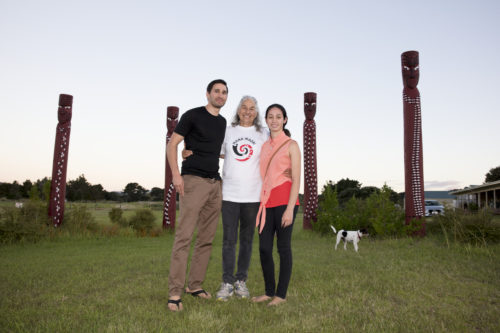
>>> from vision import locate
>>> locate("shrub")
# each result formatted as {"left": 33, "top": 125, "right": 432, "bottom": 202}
{"left": 129, "top": 209, "right": 156, "bottom": 234}
{"left": 314, "top": 184, "right": 408, "bottom": 237}
{"left": 0, "top": 201, "right": 50, "bottom": 243}
{"left": 108, "top": 207, "right": 128, "bottom": 227}
{"left": 467, "top": 202, "right": 479, "bottom": 212}
{"left": 434, "top": 208, "right": 500, "bottom": 246}
{"left": 339, "top": 196, "right": 368, "bottom": 231}
{"left": 314, "top": 186, "right": 341, "bottom": 235}
{"left": 365, "top": 185, "right": 406, "bottom": 237}
{"left": 61, "top": 205, "right": 98, "bottom": 234}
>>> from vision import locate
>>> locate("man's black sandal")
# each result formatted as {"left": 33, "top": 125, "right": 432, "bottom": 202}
{"left": 167, "top": 299, "right": 182, "bottom": 310}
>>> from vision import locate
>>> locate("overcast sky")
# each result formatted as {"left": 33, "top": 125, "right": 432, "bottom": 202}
{"left": 1, "top": 0, "right": 499, "bottom": 193}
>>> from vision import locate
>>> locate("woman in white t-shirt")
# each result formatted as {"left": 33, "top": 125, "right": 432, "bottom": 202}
{"left": 216, "top": 96, "right": 269, "bottom": 300}
{"left": 183, "top": 96, "right": 268, "bottom": 300}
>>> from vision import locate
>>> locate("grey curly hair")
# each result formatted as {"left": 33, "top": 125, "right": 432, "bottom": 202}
{"left": 231, "top": 95, "right": 263, "bottom": 132}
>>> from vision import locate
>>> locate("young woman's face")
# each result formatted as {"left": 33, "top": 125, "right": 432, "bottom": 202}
{"left": 266, "top": 107, "right": 287, "bottom": 132}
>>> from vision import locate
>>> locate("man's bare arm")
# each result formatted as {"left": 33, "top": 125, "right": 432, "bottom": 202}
{"left": 166, "top": 132, "right": 185, "bottom": 196}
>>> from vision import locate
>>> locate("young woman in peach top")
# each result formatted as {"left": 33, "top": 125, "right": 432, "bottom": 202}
{"left": 252, "top": 104, "right": 301, "bottom": 306}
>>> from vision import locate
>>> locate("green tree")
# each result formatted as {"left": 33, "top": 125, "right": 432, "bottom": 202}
{"left": 8, "top": 181, "right": 22, "bottom": 200}
{"left": 66, "top": 175, "right": 92, "bottom": 201}
{"left": 21, "top": 180, "right": 33, "bottom": 198}
{"left": 89, "top": 184, "right": 105, "bottom": 201}
{"left": 358, "top": 186, "right": 380, "bottom": 200}
{"left": 314, "top": 185, "right": 341, "bottom": 235}
{"left": 43, "top": 180, "right": 51, "bottom": 204}
{"left": 335, "top": 178, "right": 362, "bottom": 193}
{"left": 485, "top": 166, "right": 500, "bottom": 183}
{"left": 149, "top": 187, "right": 164, "bottom": 201}
{"left": 338, "top": 187, "right": 360, "bottom": 206}
{"left": 0, "top": 183, "right": 9, "bottom": 198}
{"left": 366, "top": 184, "right": 405, "bottom": 236}
{"left": 29, "top": 185, "right": 40, "bottom": 201}
{"left": 104, "top": 191, "right": 123, "bottom": 201}
{"left": 320, "top": 179, "right": 361, "bottom": 206}
{"left": 123, "top": 183, "right": 148, "bottom": 202}
{"left": 33, "top": 178, "right": 50, "bottom": 201}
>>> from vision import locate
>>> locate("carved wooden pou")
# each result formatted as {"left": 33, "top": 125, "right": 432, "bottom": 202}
{"left": 48, "top": 94, "right": 73, "bottom": 227}
{"left": 162, "top": 106, "right": 179, "bottom": 229}
{"left": 303, "top": 92, "right": 318, "bottom": 230}
{"left": 402, "top": 51, "right": 425, "bottom": 235}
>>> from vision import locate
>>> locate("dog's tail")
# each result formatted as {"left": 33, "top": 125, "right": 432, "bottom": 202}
{"left": 330, "top": 225, "right": 337, "bottom": 234}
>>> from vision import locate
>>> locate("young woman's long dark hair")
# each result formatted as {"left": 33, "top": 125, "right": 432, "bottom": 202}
{"left": 265, "top": 103, "right": 291, "bottom": 137}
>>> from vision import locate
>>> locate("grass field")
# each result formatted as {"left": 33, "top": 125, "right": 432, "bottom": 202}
{"left": 1, "top": 202, "right": 499, "bottom": 332}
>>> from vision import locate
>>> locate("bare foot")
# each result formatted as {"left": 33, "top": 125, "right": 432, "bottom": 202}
{"left": 251, "top": 295, "right": 272, "bottom": 303}
{"left": 167, "top": 297, "right": 183, "bottom": 312}
{"left": 267, "top": 296, "right": 286, "bottom": 306}
{"left": 185, "top": 288, "right": 212, "bottom": 299}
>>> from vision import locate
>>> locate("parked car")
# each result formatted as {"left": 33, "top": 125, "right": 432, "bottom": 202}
{"left": 425, "top": 200, "right": 444, "bottom": 216}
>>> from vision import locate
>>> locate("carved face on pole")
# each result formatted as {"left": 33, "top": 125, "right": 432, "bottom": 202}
{"left": 401, "top": 51, "right": 420, "bottom": 89}
{"left": 167, "top": 106, "right": 179, "bottom": 133}
{"left": 57, "top": 94, "right": 73, "bottom": 124}
{"left": 304, "top": 92, "right": 317, "bottom": 120}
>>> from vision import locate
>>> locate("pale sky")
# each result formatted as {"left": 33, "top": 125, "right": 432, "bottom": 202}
{"left": 1, "top": 0, "right": 499, "bottom": 193}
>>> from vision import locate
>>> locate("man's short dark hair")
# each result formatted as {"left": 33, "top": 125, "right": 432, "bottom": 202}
{"left": 207, "top": 79, "right": 228, "bottom": 93}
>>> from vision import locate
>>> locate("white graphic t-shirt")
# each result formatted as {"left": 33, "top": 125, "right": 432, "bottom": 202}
{"left": 220, "top": 125, "right": 269, "bottom": 202}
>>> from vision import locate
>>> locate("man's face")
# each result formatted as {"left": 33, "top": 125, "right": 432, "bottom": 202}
{"left": 206, "top": 83, "right": 228, "bottom": 109}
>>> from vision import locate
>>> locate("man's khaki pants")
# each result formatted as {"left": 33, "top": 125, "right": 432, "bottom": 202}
{"left": 168, "top": 175, "right": 222, "bottom": 297}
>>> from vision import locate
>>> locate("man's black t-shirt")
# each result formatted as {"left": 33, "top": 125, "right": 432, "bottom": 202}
{"left": 174, "top": 106, "right": 226, "bottom": 180}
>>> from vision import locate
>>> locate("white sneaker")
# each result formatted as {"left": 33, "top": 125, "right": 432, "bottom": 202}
{"left": 234, "top": 280, "right": 250, "bottom": 298}
{"left": 216, "top": 282, "right": 234, "bottom": 301}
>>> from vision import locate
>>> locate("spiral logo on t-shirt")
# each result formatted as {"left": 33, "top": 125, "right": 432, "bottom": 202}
{"left": 232, "top": 143, "right": 254, "bottom": 162}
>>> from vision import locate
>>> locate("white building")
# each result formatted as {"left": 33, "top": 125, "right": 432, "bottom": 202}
{"left": 449, "top": 180, "right": 500, "bottom": 212}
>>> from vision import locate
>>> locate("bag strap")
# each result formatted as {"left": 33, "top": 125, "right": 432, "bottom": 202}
{"left": 264, "top": 139, "right": 291, "bottom": 178}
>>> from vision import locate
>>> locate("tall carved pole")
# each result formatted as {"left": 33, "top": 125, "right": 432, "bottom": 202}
{"left": 402, "top": 51, "right": 425, "bottom": 235}
{"left": 303, "top": 92, "right": 318, "bottom": 230}
{"left": 48, "top": 94, "right": 73, "bottom": 227}
{"left": 162, "top": 106, "right": 179, "bottom": 229}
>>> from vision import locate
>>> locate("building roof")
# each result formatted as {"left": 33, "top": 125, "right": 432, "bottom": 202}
{"left": 424, "top": 191, "right": 456, "bottom": 199}
{"left": 449, "top": 180, "right": 500, "bottom": 195}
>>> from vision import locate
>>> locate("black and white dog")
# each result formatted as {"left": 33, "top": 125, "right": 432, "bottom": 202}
{"left": 330, "top": 226, "right": 369, "bottom": 252}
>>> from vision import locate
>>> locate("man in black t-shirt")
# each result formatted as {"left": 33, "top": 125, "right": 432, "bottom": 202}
{"left": 166, "top": 79, "right": 228, "bottom": 312}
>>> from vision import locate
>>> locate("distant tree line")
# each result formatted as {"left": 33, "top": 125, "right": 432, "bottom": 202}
{"left": 0, "top": 178, "right": 51, "bottom": 201}
{"left": 0, "top": 174, "right": 165, "bottom": 202}
{"left": 3, "top": 166, "right": 498, "bottom": 203}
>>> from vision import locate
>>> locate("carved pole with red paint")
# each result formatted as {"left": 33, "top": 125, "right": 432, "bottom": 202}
{"left": 162, "top": 106, "right": 179, "bottom": 229}
{"left": 48, "top": 94, "right": 73, "bottom": 227}
{"left": 402, "top": 51, "right": 425, "bottom": 235}
{"left": 303, "top": 92, "right": 318, "bottom": 230}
